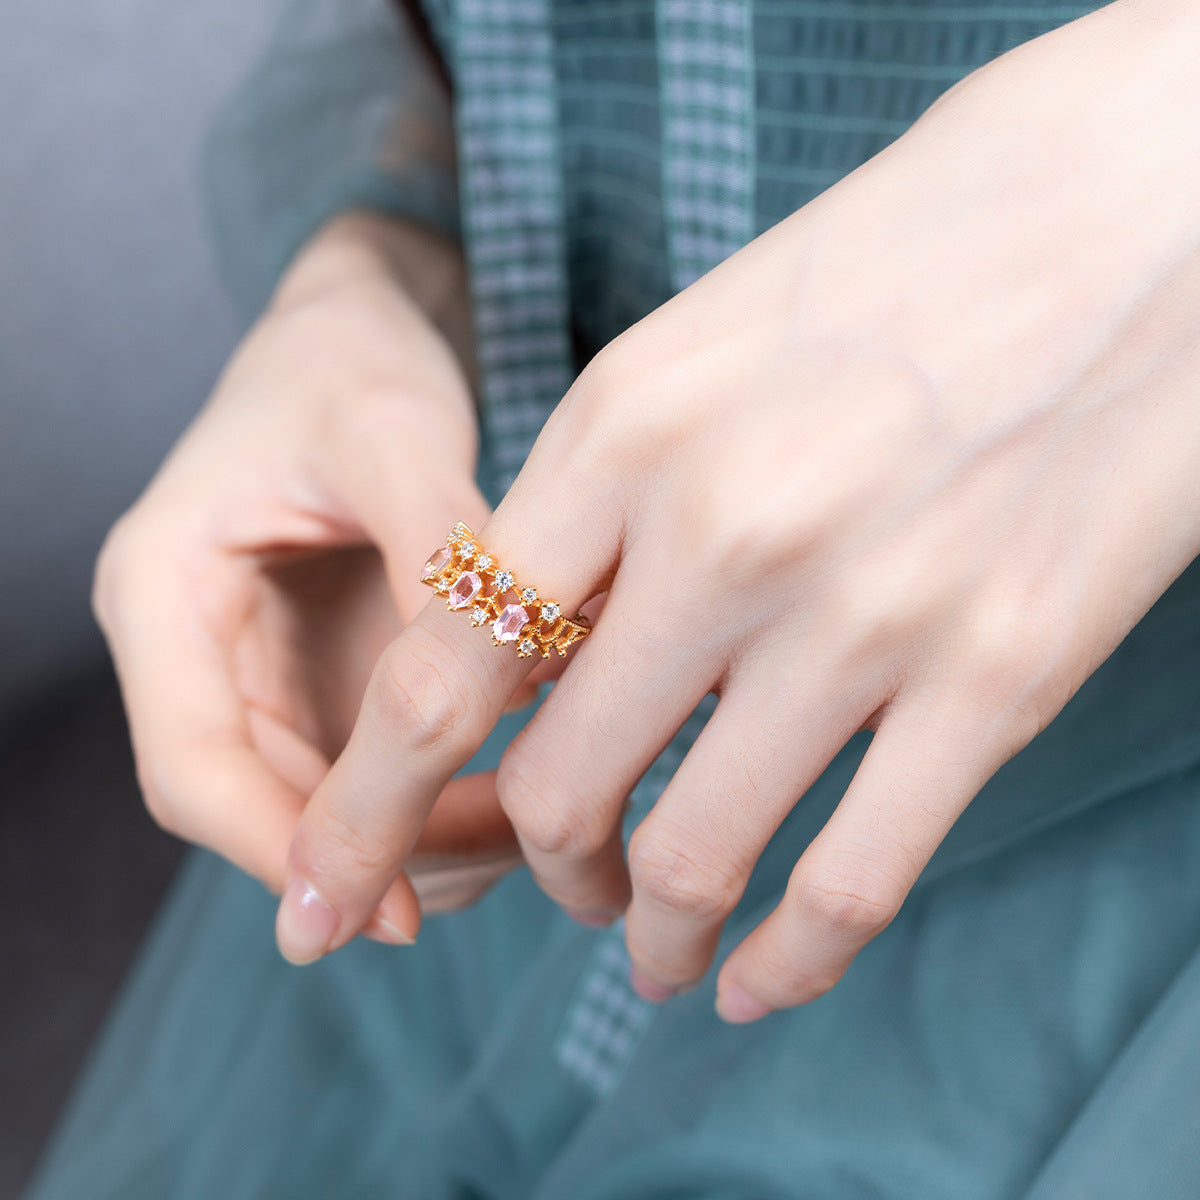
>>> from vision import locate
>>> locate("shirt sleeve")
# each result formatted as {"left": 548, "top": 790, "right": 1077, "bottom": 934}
{"left": 200, "top": 0, "right": 458, "bottom": 320}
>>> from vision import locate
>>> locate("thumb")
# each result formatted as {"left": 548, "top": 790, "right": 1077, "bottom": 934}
{"left": 321, "top": 395, "right": 494, "bottom": 622}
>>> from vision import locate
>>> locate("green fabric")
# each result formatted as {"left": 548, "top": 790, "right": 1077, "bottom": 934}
{"left": 22, "top": 685, "right": 1200, "bottom": 1198}
{"left": 203, "top": 0, "right": 461, "bottom": 320}
{"left": 25, "top": 1, "right": 1200, "bottom": 1196}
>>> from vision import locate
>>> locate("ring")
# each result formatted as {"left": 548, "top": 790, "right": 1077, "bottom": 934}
{"left": 419, "top": 522, "right": 592, "bottom": 659}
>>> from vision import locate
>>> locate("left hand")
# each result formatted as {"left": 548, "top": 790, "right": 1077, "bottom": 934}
{"left": 276, "top": 0, "right": 1200, "bottom": 1017}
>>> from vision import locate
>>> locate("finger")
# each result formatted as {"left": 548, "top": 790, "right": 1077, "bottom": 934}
{"left": 495, "top": 571, "right": 721, "bottom": 925}
{"left": 621, "top": 655, "right": 872, "bottom": 1001}
{"left": 322, "top": 404, "right": 550, "bottom": 718}
{"left": 246, "top": 610, "right": 523, "bottom": 922}
{"left": 97, "top": 526, "right": 422, "bottom": 942}
{"left": 251, "top": 705, "right": 519, "bottom": 931}
{"left": 323, "top": 406, "right": 496, "bottom": 622}
{"left": 96, "top": 542, "right": 302, "bottom": 890}
{"left": 96, "top": 542, "right": 347, "bottom": 897}
{"left": 714, "top": 688, "right": 1023, "bottom": 1022}
{"left": 411, "top": 769, "right": 518, "bottom": 860}
{"left": 278, "top": 497, "right": 620, "bottom": 964}
{"left": 504, "top": 679, "right": 543, "bottom": 714}
{"left": 508, "top": 588, "right": 607, "bottom": 696}
{"left": 408, "top": 853, "right": 525, "bottom": 914}
{"left": 408, "top": 769, "right": 523, "bottom": 915}
{"left": 248, "top": 704, "right": 421, "bottom": 944}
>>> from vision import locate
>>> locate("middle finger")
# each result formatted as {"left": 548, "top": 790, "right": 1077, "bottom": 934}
{"left": 495, "top": 562, "right": 723, "bottom": 923}
{"left": 622, "top": 643, "right": 881, "bottom": 998}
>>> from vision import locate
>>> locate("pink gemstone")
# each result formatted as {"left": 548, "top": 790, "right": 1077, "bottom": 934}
{"left": 448, "top": 571, "right": 482, "bottom": 609}
{"left": 492, "top": 603, "right": 529, "bottom": 642}
{"left": 421, "top": 546, "right": 452, "bottom": 580}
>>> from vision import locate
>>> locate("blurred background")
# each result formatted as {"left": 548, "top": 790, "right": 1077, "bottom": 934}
{"left": 1, "top": 2, "right": 287, "bottom": 1191}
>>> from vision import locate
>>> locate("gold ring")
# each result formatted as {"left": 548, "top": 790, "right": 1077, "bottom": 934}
{"left": 419, "top": 522, "right": 591, "bottom": 659}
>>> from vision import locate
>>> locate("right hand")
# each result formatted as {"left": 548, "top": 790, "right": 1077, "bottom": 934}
{"left": 93, "top": 212, "right": 553, "bottom": 944}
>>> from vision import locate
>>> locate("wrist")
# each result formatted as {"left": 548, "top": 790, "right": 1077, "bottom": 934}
{"left": 270, "top": 210, "right": 477, "bottom": 390}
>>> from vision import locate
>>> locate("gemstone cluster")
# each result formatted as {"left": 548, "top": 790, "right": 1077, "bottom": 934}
{"left": 419, "top": 521, "right": 590, "bottom": 659}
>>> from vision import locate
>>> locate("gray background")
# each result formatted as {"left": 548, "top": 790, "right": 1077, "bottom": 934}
{"left": 1, "top": 1, "right": 288, "bottom": 1192}
{"left": 0, "top": 0, "right": 287, "bottom": 717}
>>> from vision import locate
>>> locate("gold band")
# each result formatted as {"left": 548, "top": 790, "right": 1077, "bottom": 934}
{"left": 419, "top": 522, "right": 591, "bottom": 658}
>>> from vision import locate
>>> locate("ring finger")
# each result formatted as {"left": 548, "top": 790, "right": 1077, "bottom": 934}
{"left": 622, "top": 638, "right": 887, "bottom": 998}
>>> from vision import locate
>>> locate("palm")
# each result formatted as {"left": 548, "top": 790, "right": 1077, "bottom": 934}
{"left": 222, "top": 539, "right": 537, "bottom": 912}
{"left": 233, "top": 544, "right": 401, "bottom": 778}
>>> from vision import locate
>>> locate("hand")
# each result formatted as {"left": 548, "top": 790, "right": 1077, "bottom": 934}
{"left": 274, "top": 0, "right": 1200, "bottom": 1009}
{"left": 93, "top": 212, "right": 554, "bottom": 940}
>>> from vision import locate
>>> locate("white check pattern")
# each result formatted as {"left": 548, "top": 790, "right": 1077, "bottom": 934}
{"left": 554, "top": 925, "right": 656, "bottom": 1099}
{"left": 449, "top": 0, "right": 577, "bottom": 499}
{"left": 657, "top": 0, "right": 756, "bottom": 291}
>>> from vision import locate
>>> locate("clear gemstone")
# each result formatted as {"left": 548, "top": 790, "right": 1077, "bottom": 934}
{"left": 460, "top": 541, "right": 476, "bottom": 558}
{"left": 517, "top": 638, "right": 537, "bottom": 657}
{"left": 434, "top": 580, "right": 450, "bottom": 593}
{"left": 521, "top": 586, "right": 538, "bottom": 604}
{"left": 477, "top": 553, "right": 493, "bottom": 568}
{"left": 421, "top": 545, "right": 452, "bottom": 580}
{"left": 494, "top": 570, "right": 514, "bottom": 591}
{"left": 492, "top": 603, "right": 529, "bottom": 642}
{"left": 541, "top": 602, "right": 560, "bottom": 622}
{"left": 448, "top": 571, "right": 482, "bottom": 609}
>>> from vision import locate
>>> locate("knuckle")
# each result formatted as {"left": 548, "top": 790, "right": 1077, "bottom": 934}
{"left": 304, "top": 806, "right": 392, "bottom": 879}
{"left": 516, "top": 800, "right": 581, "bottom": 857}
{"left": 559, "top": 340, "right": 679, "bottom": 472}
{"left": 374, "top": 637, "right": 478, "bottom": 753}
{"left": 962, "top": 586, "right": 1075, "bottom": 743}
{"left": 561, "top": 339, "right": 629, "bottom": 425}
{"left": 752, "top": 942, "right": 844, "bottom": 1004}
{"left": 694, "top": 504, "right": 812, "bottom": 588}
{"left": 497, "top": 733, "right": 613, "bottom": 859}
{"left": 628, "top": 830, "right": 744, "bottom": 919}
{"left": 554, "top": 348, "right": 623, "bottom": 453}
{"left": 789, "top": 862, "right": 902, "bottom": 941}
{"left": 499, "top": 773, "right": 597, "bottom": 858}
{"left": 917, "top": 71, "right": 973, "bottom": 125}
{"left": 968, "top": 600, "right": 1040, "bottom": 702}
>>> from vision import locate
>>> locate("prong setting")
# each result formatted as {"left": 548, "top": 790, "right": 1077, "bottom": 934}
{"left": 420, "top": 522, "right": 591, "bottom": 659}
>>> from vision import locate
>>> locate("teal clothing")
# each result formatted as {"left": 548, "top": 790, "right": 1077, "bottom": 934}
{"left": 25, "top": 1, "right": 1200, "bottom": 1197}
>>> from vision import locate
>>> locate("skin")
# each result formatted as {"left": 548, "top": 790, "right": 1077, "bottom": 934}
{"left": 264, "top": 0, "right": 1200, "bottom": 1021}
{"left": 92, "top": 210, "right": 560, "bottom": 934}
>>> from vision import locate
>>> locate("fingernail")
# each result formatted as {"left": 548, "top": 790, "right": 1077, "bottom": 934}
{"left": 566, "top": 908, "right": 621, "bottom": 929}
{"left": 715, "top": 982, "right": 772, "bottom": 1024}
{"left": 361, "top": 914, "right": 416, "bottom": 946}
{"left": 276, "top": 878, "right": 340, "bottom": 965}
{"left": 629, "top": 965, "right": 675, "bottom": 1004}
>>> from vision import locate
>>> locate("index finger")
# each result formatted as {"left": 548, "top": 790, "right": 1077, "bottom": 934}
{"left": 276, "top": 509, "right": 613, "bottom": 964}
{"left": 96, "top": 539, "right": 307, "bottom": 894}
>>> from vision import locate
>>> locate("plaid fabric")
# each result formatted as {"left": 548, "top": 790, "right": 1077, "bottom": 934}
{"left": 658, "top": 0, "right": 756, "bottom": 291}
{"left": 442, "top": 0, "right": 577, "bottom": 497}
{"left": 553, "top": 925, "right": 656, "bottom": 1098}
